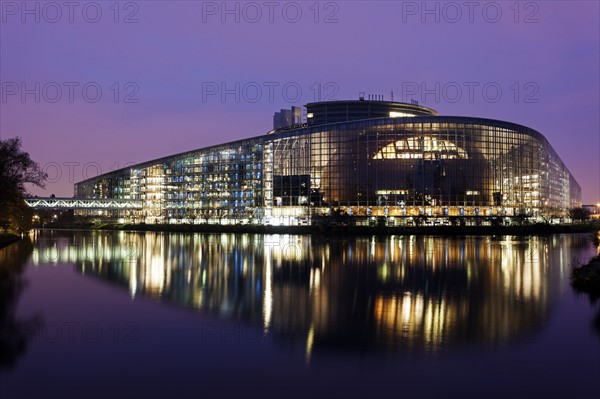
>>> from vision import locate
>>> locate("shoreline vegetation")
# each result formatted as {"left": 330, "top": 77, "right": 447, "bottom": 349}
{"left": 37, "top": 221, "right": 600, "bottom": 237}
{"left": 572, "top": 256, "right": 600, "bottom": 297}
{"left": 0, "top": 232, "right": 20, "bottom": 249}
{"left": 571, "top": 233, "right": 600, "bottom": 298}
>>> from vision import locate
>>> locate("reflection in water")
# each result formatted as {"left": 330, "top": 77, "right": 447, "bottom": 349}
{"left": 576, "top": 230, "right": 600, "bottom": 339}
{"left": 30, "top": 231, "right": 591, "bottom": 354}
{"left": 0, "top": 237, "right": 38, "bottom": 369}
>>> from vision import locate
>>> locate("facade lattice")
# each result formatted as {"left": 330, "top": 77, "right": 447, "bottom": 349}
{"left": 74, "top": 100, "right": 581, "bottom": 226}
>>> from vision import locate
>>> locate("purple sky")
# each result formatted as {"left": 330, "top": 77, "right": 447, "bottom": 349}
{"left": 1, "top": 1, "right": 599, "bottom": 203}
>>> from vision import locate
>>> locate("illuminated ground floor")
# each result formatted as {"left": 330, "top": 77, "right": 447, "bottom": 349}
{"left": 75, "top": 204, "right": 573, "bottom": 226}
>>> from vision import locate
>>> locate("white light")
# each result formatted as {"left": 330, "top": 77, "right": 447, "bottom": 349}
{"left": 389, "top": 111, "right": 415, "bottom": 118}
{"left": 263, "top": 251, "right": 273, "bottom": 333}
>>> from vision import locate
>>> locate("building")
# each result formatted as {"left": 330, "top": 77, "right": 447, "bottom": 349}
{"left": 273, "top": 106, "right": 303, "bottom": 130}
{"left": 74, "top": 98, "right": 581, "bottom": 226}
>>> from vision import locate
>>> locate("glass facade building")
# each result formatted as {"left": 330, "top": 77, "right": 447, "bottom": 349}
{"left": 74, "top": 100, "right": 581, "bottom": 225}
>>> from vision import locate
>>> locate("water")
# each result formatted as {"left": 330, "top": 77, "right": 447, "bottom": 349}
{"left": 1, "top": 230, "right": 599, "bottom": 398}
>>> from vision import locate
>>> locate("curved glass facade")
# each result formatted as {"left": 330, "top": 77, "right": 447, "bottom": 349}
{"left": 75, "top": 103, "right": 581, "bottom": 226}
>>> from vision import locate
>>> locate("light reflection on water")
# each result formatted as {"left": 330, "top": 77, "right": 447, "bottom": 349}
{"left": 29, "top": 231, "right": 592, "bottom": 353}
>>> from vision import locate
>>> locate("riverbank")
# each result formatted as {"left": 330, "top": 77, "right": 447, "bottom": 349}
{"left": 0, "top": 232, "right": 20, "bottom": 249}
{"left": 572, "top": 255, "right": 600, "bottom": 298}
{"left": 42, "top": 221, "right": 600, "bottom": 236}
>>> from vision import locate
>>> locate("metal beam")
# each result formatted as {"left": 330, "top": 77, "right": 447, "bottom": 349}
{"left": 24, "top": 197, "right": 143, "bottom": 210}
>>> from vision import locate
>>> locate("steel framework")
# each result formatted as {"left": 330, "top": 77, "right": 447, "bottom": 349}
{"left": 24, "top": 198, "right": 143, "bottom": 210}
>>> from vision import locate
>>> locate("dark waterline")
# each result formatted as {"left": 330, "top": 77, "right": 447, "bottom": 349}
{"left": 1, "top": 230, "right": 599, "bottom": 398}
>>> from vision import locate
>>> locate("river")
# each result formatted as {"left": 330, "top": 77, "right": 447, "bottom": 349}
{"left": 1, "top": 230, "right": 599, "bottom": 398}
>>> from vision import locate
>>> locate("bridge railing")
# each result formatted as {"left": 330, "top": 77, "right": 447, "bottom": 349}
{"left": 24, "top": 198, "right": 143, "bottom": 210}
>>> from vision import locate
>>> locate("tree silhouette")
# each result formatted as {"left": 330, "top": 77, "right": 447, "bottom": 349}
{"left": 0, "top": 137, "right": 47, "bottom": 231}
{"left": 569, "top": 207, "right": 591, "bottom": 222}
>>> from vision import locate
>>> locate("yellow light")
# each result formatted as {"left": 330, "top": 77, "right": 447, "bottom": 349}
{"left": 305, "top": 325, "right": 315, "bottom": 365}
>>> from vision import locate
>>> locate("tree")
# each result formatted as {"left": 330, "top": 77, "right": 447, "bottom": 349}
{"left": 569, "top": 207, "right": 591, "bottom": 222}
{"left": 514, "top": 212, "right": 530, "bottom": 226}
{"left": 0, "top": 138, "right": 47, "bottom": 231}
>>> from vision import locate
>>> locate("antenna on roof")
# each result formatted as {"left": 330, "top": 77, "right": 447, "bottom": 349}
{"left": 359, "top": 92, "right": 365, "bottom": 101}
{"left": 390, "top": 90, "right": 394, "bottom": 102}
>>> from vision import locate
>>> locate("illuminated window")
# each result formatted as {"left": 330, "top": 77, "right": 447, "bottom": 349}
{"left": 373, "top": 136, "right": 469, "bottom": 160}
{"left": 389, "top": 111, "right": 416, "bottom": 118}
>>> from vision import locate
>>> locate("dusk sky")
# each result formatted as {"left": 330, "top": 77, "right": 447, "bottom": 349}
{"left": 1, "top": 1, "right": 598, "bottom": 203}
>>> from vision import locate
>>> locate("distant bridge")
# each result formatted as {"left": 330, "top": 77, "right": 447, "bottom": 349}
{"left": 24, "top": 197, "right": 143, "bottom": 210}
